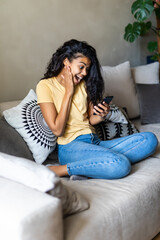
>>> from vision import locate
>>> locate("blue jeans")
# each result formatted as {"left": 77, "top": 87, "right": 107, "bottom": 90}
{"left": 57, "top": 132, "right": 158, "bottom": 179}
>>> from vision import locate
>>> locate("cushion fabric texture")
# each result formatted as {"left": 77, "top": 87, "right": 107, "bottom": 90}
{"left": 95, "top": 109, "right": 138, "bottom": 140}
{"left": 95, "top": 119, "right": 138, "bottom": 140}
{"left": 105, "top": 104, "right": 128, "bottom": 124}
{"left": 3, "top": 89, "right": 57, "bottom": 164}
{"left": 131, "top": 62, "right": 159, "bottom": 84}
{"left": 48, "top": 180, "right": 89, "bottom": 217}
{"left": 0, "top": 116, "right": 34, "bottom": 160}
{"left": 136, "top": 83, "right": 160, "bottom": 124}
{"left": 0, "top": 152, "right": 89, "bottom": 216}
{"left": 102, "top": 61, "right": 140, "bottom": 119}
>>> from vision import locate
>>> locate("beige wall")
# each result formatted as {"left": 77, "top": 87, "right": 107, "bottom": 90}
{"left": 0, "top": 0, "right": 156, "bottom": 102}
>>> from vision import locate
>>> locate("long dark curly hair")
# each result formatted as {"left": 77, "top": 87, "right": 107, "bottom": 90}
{"left": 42, "top": 39, "right": 104, "bottom": 105}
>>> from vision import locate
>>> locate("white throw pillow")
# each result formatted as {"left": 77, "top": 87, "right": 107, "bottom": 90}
{"left": 131, "top": 62, "right": 159, "bottom": 84}
{"left": 3, "top": 89, "right": 57, "bottom": 164}
{"left": 102, "top": 61, "right": 140, "bottom": 119}
{"left": 0, "top": 152, "right": 58, "bottom": 192}
{"left": 0, "top": 152, "right": 89, "bottom": 216}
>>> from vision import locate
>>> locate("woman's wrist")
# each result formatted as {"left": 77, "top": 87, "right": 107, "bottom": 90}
{"left": 65, "top": 88, "right": 74, "bottom": 98}
{"left": 89, "top": 114, "right": 105, "bottom": 125}
{"left": 100, "top": 115, "right": 106, "bottom": 121}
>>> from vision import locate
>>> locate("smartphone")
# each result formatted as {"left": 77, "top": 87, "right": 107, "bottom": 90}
{"left": 102, "top": 96, "right": 113, "bottom": 104}
{"left": 93, "top": 96, "right": 114, "bottom": 115}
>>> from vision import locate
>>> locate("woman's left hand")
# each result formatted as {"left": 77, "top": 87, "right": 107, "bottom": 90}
{"left": 93, "top": 102, "right": 110, "bottom": 118}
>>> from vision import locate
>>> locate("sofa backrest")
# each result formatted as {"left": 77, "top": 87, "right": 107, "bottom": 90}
{"left": 0, "top": 101, "right": 21, "bottom": 117}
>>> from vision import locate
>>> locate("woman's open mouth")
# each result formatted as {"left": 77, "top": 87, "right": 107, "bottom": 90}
{"left": 75, "top": 75, "right": 83, "bottom": 83}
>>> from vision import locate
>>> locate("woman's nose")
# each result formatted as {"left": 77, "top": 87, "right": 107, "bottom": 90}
{"left": 82, "top": 68, "right": 87, "bottom": 76}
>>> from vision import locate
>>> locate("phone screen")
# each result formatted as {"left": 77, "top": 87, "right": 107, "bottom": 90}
{"left": 93, "top": 96, "right": 113, "bottom": 115}
{"left": 102, "top": 96, "right": 113, "bottom": 104}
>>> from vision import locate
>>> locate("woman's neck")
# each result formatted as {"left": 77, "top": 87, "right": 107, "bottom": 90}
{"left": 56, "top": 68, "right": 66, "bottom": 86}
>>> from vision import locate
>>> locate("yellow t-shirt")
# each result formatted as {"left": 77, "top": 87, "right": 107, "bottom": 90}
{"left": 36, "top": 77, "right": 95, "bottom": 144}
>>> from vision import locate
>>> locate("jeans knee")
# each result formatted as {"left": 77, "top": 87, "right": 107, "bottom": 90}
{"left": 103, "top": 155, "right": 131, "bottom": 179}
{"left": 116, "top": 155, "right": 131, "bottom": 178}
{"left": 142, "top": 132, "right": 158, "bottom": 154}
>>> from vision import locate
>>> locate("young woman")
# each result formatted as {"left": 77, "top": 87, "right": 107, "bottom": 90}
{"left": 36, "top": 39, "right": 158, "bottom": 179}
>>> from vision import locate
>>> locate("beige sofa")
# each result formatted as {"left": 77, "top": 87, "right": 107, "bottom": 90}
{"left": 0, "top": 61, "right": 160, "bottom": 240}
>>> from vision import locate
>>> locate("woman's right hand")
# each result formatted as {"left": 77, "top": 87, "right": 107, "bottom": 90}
{"left": 61, "top": 66, "right": 74, "bottom": 96}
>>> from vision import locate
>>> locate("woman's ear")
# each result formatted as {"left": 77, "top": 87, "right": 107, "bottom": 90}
{"left": 63, "top": 58, "right": 70, "bottom": 66}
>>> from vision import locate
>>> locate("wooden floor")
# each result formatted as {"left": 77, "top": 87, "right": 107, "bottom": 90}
{"left": 153, "top": 233, "right": 160, "bottom": 240}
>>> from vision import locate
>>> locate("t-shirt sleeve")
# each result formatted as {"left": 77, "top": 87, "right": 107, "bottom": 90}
{"left": 36, "top": 80, "right": 54, "bottom": 104}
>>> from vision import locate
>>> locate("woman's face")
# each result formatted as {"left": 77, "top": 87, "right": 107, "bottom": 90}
{"left": 65, "top": 55, "right": 91, "bottom": 85}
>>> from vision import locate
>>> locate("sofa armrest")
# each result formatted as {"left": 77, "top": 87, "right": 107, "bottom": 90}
{"left": 0, "top": 177, "right": 63, "bottom": 240}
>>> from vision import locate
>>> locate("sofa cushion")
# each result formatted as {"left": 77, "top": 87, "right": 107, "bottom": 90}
{"left": 0, "top": 116, "right": 34, "bottom": 160}
{"left": 62, "top": 157, "right": 160, "bottom": 240}
{"left": 102, "top": 61, "right": 140, "bottom": 119}
{"left": 136, "top": 83, "right": 160, "bottom": 124}
{"left": 3, "top": 89, "right": 57, "bottom": 164}
{"left": 0, "top": 152, "right": 89, "bottom": 216}
{"left": 131, "top": 62, "right": 159, "bottom": 84}
{"left": 0, "top": 177, "right": 63, "bottom": 240}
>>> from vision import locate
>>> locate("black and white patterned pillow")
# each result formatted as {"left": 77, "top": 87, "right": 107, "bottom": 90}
{"left": 105, "top": 104, "right": 128, "bottom": 123}
{"left": 95, "top": 108, "right": 139, "bottom": 140}
{"left": 3, "top": 89, "right": 57, "bottom": 164}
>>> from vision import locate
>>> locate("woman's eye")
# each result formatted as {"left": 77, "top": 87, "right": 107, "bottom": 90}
{"left": 79, "top": 66, "right": 84, "bottom": 70}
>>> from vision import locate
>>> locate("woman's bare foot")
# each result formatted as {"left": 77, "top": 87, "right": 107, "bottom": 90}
{"left": 48, "top": 165, "right": 68, "bottom": 177}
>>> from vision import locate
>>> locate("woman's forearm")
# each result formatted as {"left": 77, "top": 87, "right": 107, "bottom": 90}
{"left": 89, "top": 114, "right": 104, "bottom": 126}
{"left": 39, "top": 92, "right": 73, "bottom": 137}
{"left": 53, "top": 93, "right": 73, "bottom": 136}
